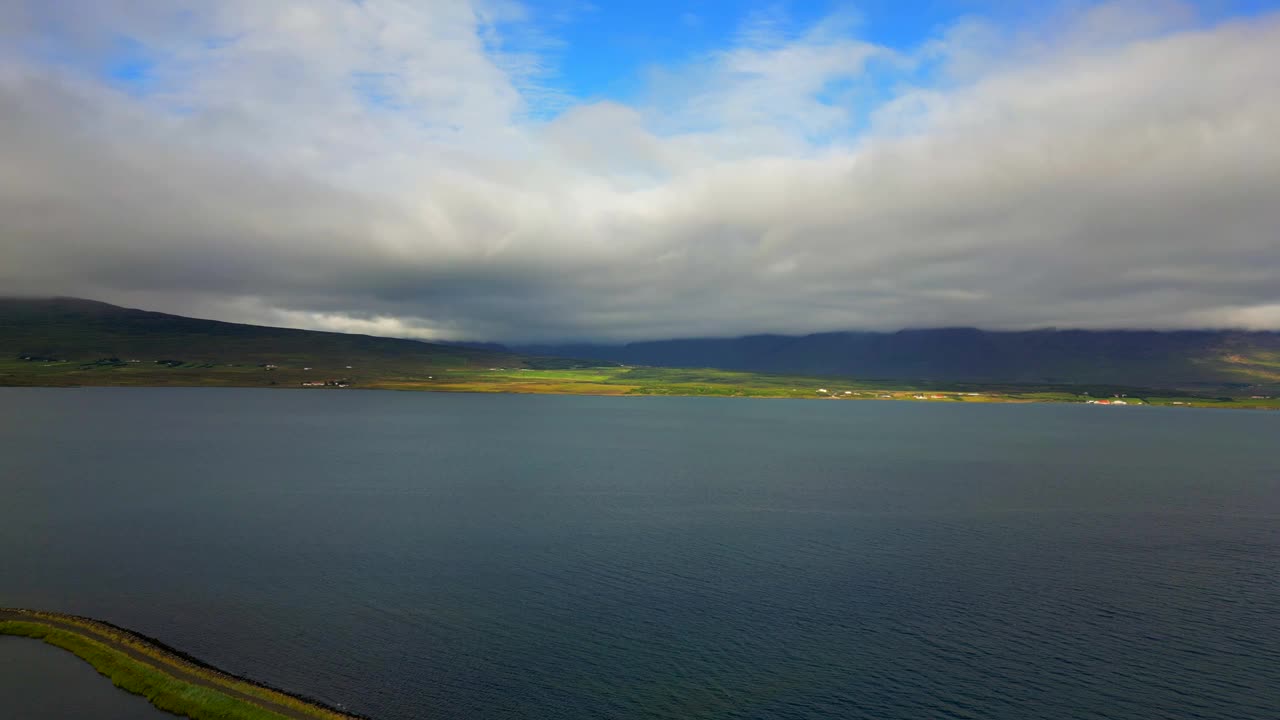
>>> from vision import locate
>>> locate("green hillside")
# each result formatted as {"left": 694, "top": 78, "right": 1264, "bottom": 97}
{"left": 0, "top": 297, "right": 573, "bottom": 389}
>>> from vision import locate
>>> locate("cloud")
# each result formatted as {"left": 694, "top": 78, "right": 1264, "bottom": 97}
{"left": 1, "top": 0, "right": 1278, "bottom": 341}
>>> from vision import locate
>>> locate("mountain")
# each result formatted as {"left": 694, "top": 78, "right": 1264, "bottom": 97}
{"left": 0, "top": 296, "right": 522, "bottom": 367}
{"left": 518, "top": 328, "right": 1280, "bottom": 388}
{"left": 5, "top": 298, "right": 1278, "bottom": 392}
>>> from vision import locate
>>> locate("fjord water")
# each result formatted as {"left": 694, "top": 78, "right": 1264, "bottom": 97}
{"left": 1, "top": 389, "right": 1277, "bottom": 720}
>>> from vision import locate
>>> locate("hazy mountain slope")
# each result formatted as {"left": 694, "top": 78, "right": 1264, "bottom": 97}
{"left": 0, "top": 297, "right": 514, "bottom": 370}
{"left": 519, "top": 328, "right": 1280, "bottom": 388}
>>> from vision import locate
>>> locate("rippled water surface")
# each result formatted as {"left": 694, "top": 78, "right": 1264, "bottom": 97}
{"left": 2, "top": 388, "right": 1278, "bottom": 719}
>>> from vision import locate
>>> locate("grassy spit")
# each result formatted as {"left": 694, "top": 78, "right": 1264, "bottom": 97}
{"left": 0, "top": 611, "right": 362, "bottom": 720}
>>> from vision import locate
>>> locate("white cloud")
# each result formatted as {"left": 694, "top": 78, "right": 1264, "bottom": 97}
{"left": 1, "top": 0, "right": 1278, "bottom": 341}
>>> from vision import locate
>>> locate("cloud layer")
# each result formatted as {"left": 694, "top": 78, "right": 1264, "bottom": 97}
{"left": 2, "top": 0, "right": 1279, "bottom": 341}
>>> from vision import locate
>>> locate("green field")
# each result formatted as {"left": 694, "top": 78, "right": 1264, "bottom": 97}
{"left": 7, "top": 356, "right": 1275, "bottom": 409}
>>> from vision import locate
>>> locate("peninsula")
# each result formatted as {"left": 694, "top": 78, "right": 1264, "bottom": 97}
{"left": 0, "top": 608, "right": 362, "bottom": 720}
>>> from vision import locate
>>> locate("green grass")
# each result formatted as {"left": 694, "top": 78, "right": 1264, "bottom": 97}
{"left": 5, "top": 355, "right": 1280, "bottom": 408}
{"left": 0, "top": 621, "right": 289, "bottom": 720}
{"left": 11, "top": 612, "right": 356, "bottom": 719}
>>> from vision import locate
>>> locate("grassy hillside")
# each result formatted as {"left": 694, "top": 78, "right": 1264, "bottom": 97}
{"left": 0, "top": 297, "right": 573, "bottom": 388}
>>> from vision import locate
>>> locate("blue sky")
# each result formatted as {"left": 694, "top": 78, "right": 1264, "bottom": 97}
{"left": 535, "top": 0, "right": 1280, "bottom": 101}
{"left": 87, "top": 1, "right": 1280, "bottom": 111}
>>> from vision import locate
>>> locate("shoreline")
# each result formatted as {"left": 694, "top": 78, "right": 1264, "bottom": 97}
{"left": 1, "top": 380, "right": 1278, "bottom": 411}
{"left": 0, "top": 608, "right": 366, "bottom": 720}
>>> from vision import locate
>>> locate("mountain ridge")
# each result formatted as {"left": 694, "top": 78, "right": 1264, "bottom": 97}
{"left": 516, "top": 327, "right": 1280, "bottom": 388}
{"left": 0, "top": 296, "right": 506, "bottom": 363}
{"left": 3, "top": 297, "right": 1278, "bottom": 390}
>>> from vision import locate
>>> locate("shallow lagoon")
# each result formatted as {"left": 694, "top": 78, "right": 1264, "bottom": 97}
{"left": 2, "top": 387, "right": 1278, "bottom": 719}
{"left": 0, "top": 635, "right": 171, "bottom": 719}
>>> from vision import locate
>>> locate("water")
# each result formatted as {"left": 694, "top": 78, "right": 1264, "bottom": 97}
{"left": 0, "top": 635, "right": 171, "bottom": 719}
{"left": 1, "top": 387, "right": 1278, "bottom": 719}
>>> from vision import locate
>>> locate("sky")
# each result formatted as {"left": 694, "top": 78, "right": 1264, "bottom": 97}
{"left": 1, "top": 0, "right": 1279, "bottom": 342}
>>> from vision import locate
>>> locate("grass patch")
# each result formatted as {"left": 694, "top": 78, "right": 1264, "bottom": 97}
{"left": 10, "top": 612, "right": 355, "bottom": 719}
{"left": 1, "top": 621, "right": 289, "bottom": 720}
{"left": 3, "top": 353, "right": 1278, "bottom": 410}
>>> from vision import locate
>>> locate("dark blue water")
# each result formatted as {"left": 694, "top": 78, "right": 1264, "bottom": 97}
{"left": 0, "top": 636, "right": 171, "bottom": 719}
{"left": 1, "top": 388, "right": 1278, "bottom": 719}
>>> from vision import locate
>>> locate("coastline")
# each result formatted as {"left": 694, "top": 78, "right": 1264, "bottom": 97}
{"left": 1, "top": 377, "right": 1278, "bottom": 410}
{"left": 0, "top": 609, "right": 366, "bottom": 720}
